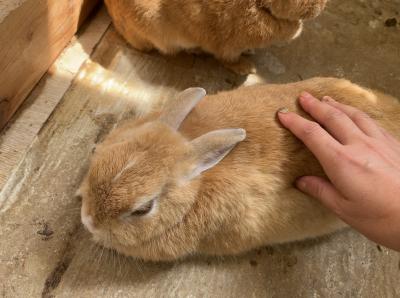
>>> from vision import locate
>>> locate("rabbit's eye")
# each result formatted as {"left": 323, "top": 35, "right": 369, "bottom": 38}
{"left": 130, "top": 199, "right": 154, "bottom": 217}
{"left": 75, "top": 194, "right": 83, "bottom": 202}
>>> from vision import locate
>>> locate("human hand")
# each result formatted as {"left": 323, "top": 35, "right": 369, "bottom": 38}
{"left": 278, "top": 92, "right": 400, "bottom": 251}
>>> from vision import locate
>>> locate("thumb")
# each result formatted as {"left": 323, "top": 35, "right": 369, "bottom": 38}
{"left": 296, "top": 176, "right": 346, "bottom": 217}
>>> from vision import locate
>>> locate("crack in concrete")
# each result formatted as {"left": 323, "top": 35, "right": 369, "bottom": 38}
{"left": 41, "top": 223, "right": 81, "bottom": 298}
{"left": 41, "top": 257, "right": 72, "bottom": 298}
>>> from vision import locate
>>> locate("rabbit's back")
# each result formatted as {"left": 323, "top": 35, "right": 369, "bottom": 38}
{"left": 104, "top": 0, "right": 302, "bottom": 59}
{"left": 181, "top": 78, "right": 400, "bottom": 180}
{"left": 179, "top": 78, "right": 400, "bottom": 254}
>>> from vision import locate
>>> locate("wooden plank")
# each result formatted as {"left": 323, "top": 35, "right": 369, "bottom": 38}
{"left": 0, "top": 28, "right": 175, "bottom": 297}
{"left": 0, "top": 0, "right": 100, "bottom": 130}
{"left": 0, "top": 7, "right": 111, "bottom": 191}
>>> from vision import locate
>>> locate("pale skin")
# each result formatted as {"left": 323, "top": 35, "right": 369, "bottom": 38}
{"left": 278, "top": 92, "right": 400, "bottom": 251}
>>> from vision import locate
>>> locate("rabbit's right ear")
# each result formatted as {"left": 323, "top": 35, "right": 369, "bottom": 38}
{"left": 187, "top": 128, "right": 246, "bottom": 179}
{"left": 160, "top": 88, "right": 206, "bottom": 130}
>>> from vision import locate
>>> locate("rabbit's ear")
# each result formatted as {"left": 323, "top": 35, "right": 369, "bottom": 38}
{"left": 160, "top": 88, "right": 206, "bottom": 130}
{"left": 188, "top": 128, "right": 246, "bottom": 178}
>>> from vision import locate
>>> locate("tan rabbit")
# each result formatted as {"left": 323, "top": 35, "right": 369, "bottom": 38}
{"left": 104, "top": 0, "right": 328, "bottom": 74}
{"left": 78, "top": 77, "right": 400, "bottom": 261}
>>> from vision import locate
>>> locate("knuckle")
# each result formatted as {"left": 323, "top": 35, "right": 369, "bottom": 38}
{"left": 341, "top": 149, "right": 355, "bottom": 162}
{"left": 300, "top": 122, "right": 321, "bottom": 137}
{"left": 332, "top": 147, "right": 353, "bottom": 164}
{"left": 352, "top": 111, "right": 370, "bottom": 123}
{"left": 313, "top": 181, "right": 326, "bottom": 199}
{"left": 363, "top": 137, "right": 379, "bottom": 150}
{"left": 329, "top": 199, "right": 346, "bottom": 218}
{"left": 336, "top": 146, "right": 370, "bottom": 170}
{"left": 323, "top": 109, "right": 344, "bottom": 124}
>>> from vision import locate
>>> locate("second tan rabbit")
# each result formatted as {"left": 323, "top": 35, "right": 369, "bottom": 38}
{"left": 104, "top": 0, "right": 328, "bottom": 74}
{"left": 78, "top": 77, "right": 400, "bottom": 261}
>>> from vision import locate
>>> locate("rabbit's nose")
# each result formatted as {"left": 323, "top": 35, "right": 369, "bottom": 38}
{"left": 81, "top": 205, "right": 97, "bottom": 234}
{"left": 82, "top": 214, "right": 97, "bottom": 234}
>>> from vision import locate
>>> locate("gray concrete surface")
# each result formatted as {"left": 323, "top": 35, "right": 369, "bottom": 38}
{"left": 1, "top": 0, "right": 400, "bottom": 297}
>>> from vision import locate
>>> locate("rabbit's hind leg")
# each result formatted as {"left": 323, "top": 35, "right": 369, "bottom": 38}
{"left": 215, "top": 50, "right": 256, "bottom": 76}
{"left": 125, "top": 32, "right": 155, "bottom": 52}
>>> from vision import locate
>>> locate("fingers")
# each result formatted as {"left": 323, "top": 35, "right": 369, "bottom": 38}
{"left": 322, "top": 96, "right": 385, "bottom": 139}
{"left": 381, "top": 128, "right": 400, "bottom": 149}
{"left": 278, "top": 109, "right": 342, "bottom": 169}
{"left": 298, "top": 92, "right": 363, "bottom": 144}
{"left": 296, "top": 176, "right": 346, "bottom": 218}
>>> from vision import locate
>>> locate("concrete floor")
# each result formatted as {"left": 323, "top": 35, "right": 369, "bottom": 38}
{"left": 1, "top": 0, "right": 400, "bottom": 297}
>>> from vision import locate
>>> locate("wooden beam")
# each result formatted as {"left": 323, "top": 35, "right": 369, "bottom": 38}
{"left": 0, "top": 0, "right": 100, "bottom": 130}
{"left": 0, "top": 7, "right": 111, "bottom": 190}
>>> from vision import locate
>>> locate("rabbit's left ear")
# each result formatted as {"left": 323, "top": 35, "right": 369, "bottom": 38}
{"left": 187, "top": 128, "right": 246, "bottom": 179}
{"left": 160, "top": 88, "right": 206, "bottom": 130}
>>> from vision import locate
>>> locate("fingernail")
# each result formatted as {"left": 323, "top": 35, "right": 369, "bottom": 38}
{"left": 295, "top": 178, "right": 307, "bottom": 190}
{"left": 278, "top": 107, "right": 289, "bottom": 114}
{"left": 322, "top": 96, "right": 335, "bottom": 103}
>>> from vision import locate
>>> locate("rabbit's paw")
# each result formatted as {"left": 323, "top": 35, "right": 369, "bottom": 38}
{"left": 222, "top": 57, "right": 256, "bottom": 76}
{"left": 265, "top": 0, "right": 327, "bottom": 21}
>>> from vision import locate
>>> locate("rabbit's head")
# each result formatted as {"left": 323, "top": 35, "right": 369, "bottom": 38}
{"left": 78, "top": 88, "right": 246, "bottom": 254}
